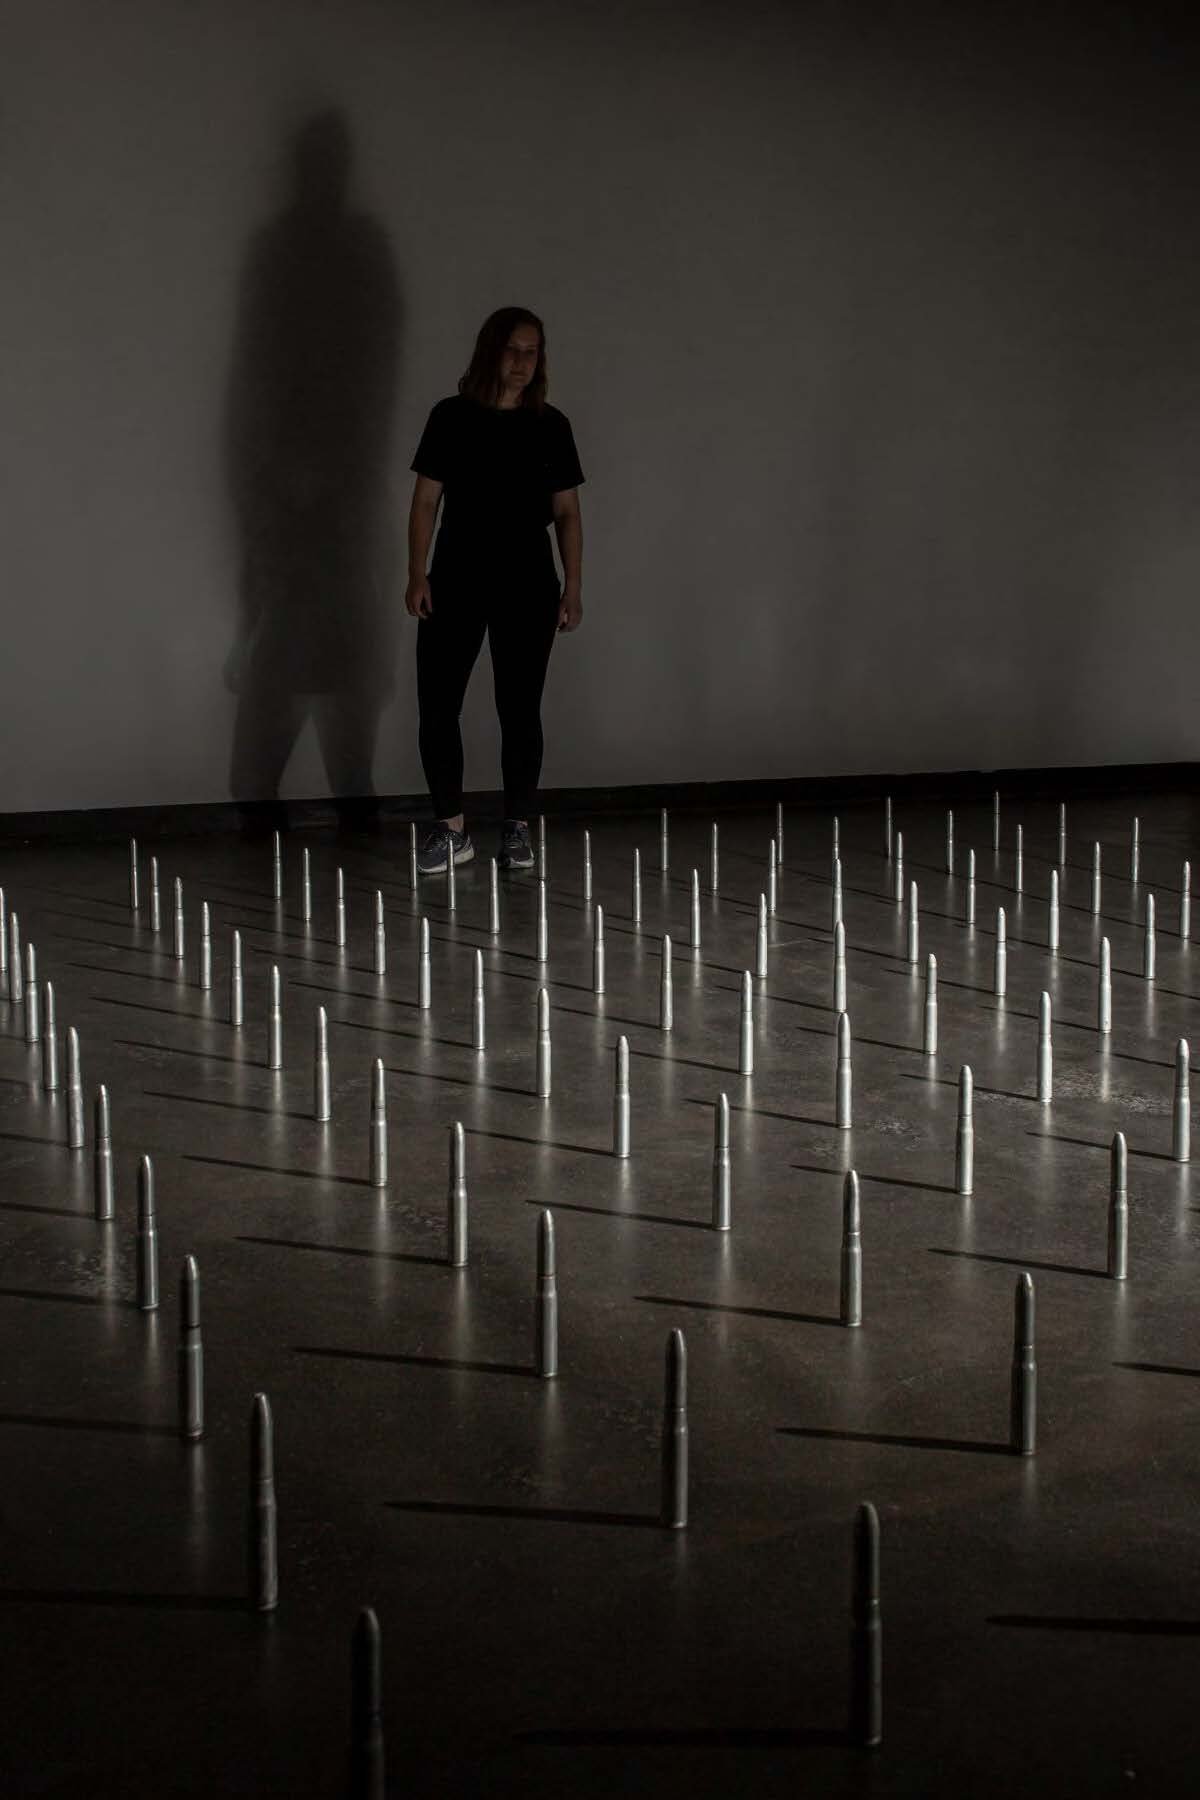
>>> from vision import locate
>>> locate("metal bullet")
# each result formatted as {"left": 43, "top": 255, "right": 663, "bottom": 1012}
{"left": 955, "top": 1065, "right": 974, "bottom": 1195}
{"left": 923, "top": 954, "right": 938, "bottom": 1057}
{"left": 613, "top": 1035, "right": 631, "bottom": 1158}
{"left": 690, "top": 868, "right": 701, "bottom": 950}
{"left": 593, "top": 903, "right": 606, "bottom": 994}
{"left": 535, "top": 1210, "right": 558, "bottom": 1378}
{"left": 738, "top": 969, "right": 753, "bottom": 1076}
{"left": 1143, "top": 892, "right": 1156, "bottom": 980}
{"left": 850, "top": 1501, "right": 882, "bottom": 1748}
{"left": 756, "top": 893, "right": 769, "bottom": 981}
{"left": 767, "top": 840, "right": 777, "bottom": 917}
{"left": 272, "top": 829, "right": 283, "bottom": 902}
{"left": 314, "top": 1006, "right": 331, "bottom": 1122}
{"left": 0, "top": 884, "right": 7, "bottom": 998}
{"left": 536, "top": 877, "right": 548, "bottom": 963}
{"left": 472, "top": 949, "right": 486, "bottom": 1052}
{"left": 129, "top": 837, "right": 140, "bottom": 912}
{"left": 1172, "top": 1038, "right": 1190, "bottom": 1163}
{"left": 538, "top": 813, "right": 548, "bottom": 881}
{"left": 994, "top": 907, "right": 1007, "bottom": 998}
{"left": 660, "top": 807, "right": 669, "bottom": 873}
{"left": 173, "top": 877, "right": 185, "bottom": 962}
{"left": 66, "top": 1027, "right": 84, "bottom": 1149}
{"left": 418, "top": 916, "right": 431, "bottom": 1010}
{"left": 268, "top": 964, "right": 283, "bottom": 1069}
{"left": 945, "top": 808, "right": 954, "bottom": 875}
{"left": 199, "top": 901, "right": 212, "bottom": 990}
{"left": 535, "top": 987, "right": 552, "bottom": 1097}
{"left": 447, "top": 1121, "right": 468, "bottom": 1266}
{"left": 335, "top": 868, "right": 347, "bottom": 948}
{"left": 1057, "top": 802, "right": 1067, "bottom": 865}
{"left": 661, "top": 1329, "right": 688, "bottom": 1530}
{"left": 230, "top": 928, "right": 244, "bottom": 1027}
{"left": 1048, "top": 868, "right": 1060, "bottom": 953}
{"left": 301, "top": 846, "right": 312, "bottom": 923}
{"left": 776, "top": 800, "right": 784, "bottom": 861}
{"left": 179, "top": 1255, "right": 204, "bottom": 1441}
{"left": 446, "top": 842, "right": 456, "bottom": 914}
{"left": 373, "top": 891, "right": 386, "bottom": 977}
{"left": 712, "top": 1092, "right": 731, "bottom": 1231}
{"left": 369, "top": 1058, "right": 387, "bottom": 1188}
{"left": 1014, "top": 825, "right": 1023, "bottom": 896}
{"left": 1130, "top": 816, "right": 1140, "bottom": 884}
{"left": 583, "top": 828, "right": 592, "bottom": 904}
{"left": 350, "top": 1607, "right": 385, "bottom": 1800}
{"left": 1091, "top": 842, "right": 1102, "bottom": 915}
{"left": 7, "top": 909, "right": 21, "bottom": 1005}
{"left": 1098, "top": 935, "right": 1112, "bottom": 1035}
{"left": 893, "top": 831, "right": 904, "bottom": 903}
{"left": 41, "top": 979, "right": 58, "bottom": 1091}
{"left": 94, "top": 1086, "right": 114, "bottom": 1220}
{"left": 835, "top": 1011, "right": 852, "bottom": 1129}
{"left": 1036, "top": 991, "right": 1052, "bottom": 1104}
{"left": 137, "top": 1154, "right": 159, "bottom": 1311}
{"left": 249, "top": 1393, "right": 278, "bottom": 1611}
{"left": 832, "top": 855, "right": 843, "bottom": 930}
{"left": 489, "top": 857, "right": 500, "bottom": 935}
{"left": 632, "top": 847, "right": 642, "bottom": 926}
{"left": 1107, "top": 1131, "right": 1128, "bottom": 1281}
{"left": 660, "top": 934, "right": 674, "bottom": 1032}
{"left": 149, "top": 856, "right": 161, "bottom": 932}
{"left": 885, "top": 794, "right": 893, "bottom": 858}
{"left": 834, "top": 918, "right": 847, "bottom": 1013}
{"left": 709, "top": 822, "right": 719, "bottom": 894}
{"left": 906, "top": 881, "right": 919, "bottom": 965}
{"left": 840, "top": 1169, "right": 862, "bottom": 1327}
{"left": 1010, "top": 1272, "right": 1036, "bottom": 1456}
{"left": 408, "top": 821, "right": 418, "bottom": 892}
{"left": 992, "top": 789, "right": 1000, "bottom": 853}
{"left": 965, "top": 848, "right": 976, "bottom": 925}
{"left": 1181, "top": 860, "right": 1191, "bottom": 942}
{"left": 24, "top": 941, "right": 39, "bottom": 1043}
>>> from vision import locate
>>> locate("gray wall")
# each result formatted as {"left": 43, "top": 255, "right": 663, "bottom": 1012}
{"left": 4, "top": 0, "right": 1199, "bottom": 813}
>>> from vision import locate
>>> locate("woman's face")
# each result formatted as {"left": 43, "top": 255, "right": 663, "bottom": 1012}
{"left": 501, "top": 330, "right": 540, "bottom": 389}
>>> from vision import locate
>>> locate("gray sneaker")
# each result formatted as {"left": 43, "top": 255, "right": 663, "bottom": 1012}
{"left": 417, "top": 824, "right": 474, "bottom": 875}
{"left": 499, "top": 818, "right": 534, "bottom": 871}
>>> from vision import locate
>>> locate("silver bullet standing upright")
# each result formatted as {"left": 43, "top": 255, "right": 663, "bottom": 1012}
{"left": 472, "top": 948, "right": 486, "bottom": 1052}
{"left": 1107, "top": 1131, "right": 1128, "bottom": 1281}
{"left": 582, "top": 829, "right": 592, "bottom": 904}
{"left": 840, "top": 1169, "right": 862, "bottom": 1327}
{"left": 850, "top": 1501, "right": 883, "bottom": 1748}
{"left": 137, "top": 1154, "right": 159, "bottom": 1311}
{"left": 23, "top": 942, "right": 39, "bottom": 1043}
{"left": 446, "top": 844, "right": 456, "bottom": 915}
{"left": 0, "top": 885, "right": 7, "bottom": 999}
{"left": 199, "top": 901, "right": 212, "bottom": 990}
{"left": 832, "top": 855, "right": 843, "bottom": 930}
{"left": 129, "top": 837, "right": 140, "bottom": 913}
{"left": 1091, "top": 842, "right": 1102, "bottom": 915}
{"left": 994, "top": 907, "right": 1007, "bottom": 998}
{"left": 738, "top": 969, "right": 754, "bottom": 1076}
{"left": 1172, "top": 1037, "right": 1190, "bottom": 1162}
{"left": 268, "top": 965, "right": 283, "bottom": 1069}
{"left": 1098, "top": 936, "right": 1112, "bottom": 1035}
{"left": 418, "top": 916, "right": 432, "bottom": 1010}
{"left": 955, "top": 1065, "right": 974, "bottom": 1195}
{"left": 834, "top": 919, "right": 847, "bottom": 1014}
{"left": 632, "top": 847, "right": 642, "bottom": 926}
{"left": 1143, "top": 892, "right": 1156, "bottom": 980}
{"left": 767, "top": 840, "right": 777, "bottom": 917}
{"left": 659, "top": 934, "right": 674, "bottom": 1032}
{"left": 369, "top": 1058, "right": 387, "bottom": 1188}
{"left": 593, "top": 903, "right": 606, "bottom": 994}
{"left": 613, "top": 1035, "right": 631, "bottom": 1157}
{"left": 709, "top": 822, "right": 719, "bottom": 893}
{"left": 690, "top": 869, "right": 701, "bottom": 949}
{"left": 447, "top": 1121, "right": 468, "bottom": 1266}
{"left": 173, "top": 877, "right": 185, "bottom": 962}
{"left": 835, "top": 1011, "right": 852, "bottom": 1128}
{"left": 884, "top": 794, "right": 893, "bottom": 858}
{"left": 756, "top": 894, "right": 769, "bottom": 981}
{"left": 832, "top": 814, "right": 840, "bottom": 861}
{"left": 179, "top": 1255, "right": 204, "bottom": 1441}
{"left": 712, "top": 1092, "right": 731, "bottom": 1231}
{"left": 1036, "top": 991, "right": 1052, "bottom": 1104}
{"left": 149, "top": 857, "right": 161, "bottom": 933}
{"left": 350, "top": 1608, "right": 385, "bottom": 1800}
{"left": 373, "top": 891, "right": 386, "bottom": 976}
{"left": 661, "top": 1329, "right": 688, "bottom": 1530}
{"left": 906, "top": 881, "right": 919, "bottom": 965}
{"left": 1049, "top": 869, "right": 1060, "bottom": 953}
{"left": 314, "top": 1006, "right": 331, "bottom": 1122}
{"left": 1130, "top": 816, "right": 1140, "bottom": 884}
{"left": 408, "top": 822, "right": 418, "bottom": 892}
{"left": 535, "top": 987, "right": 552, "bottom": 1097}
{"left": 992, "top": 789, "right": 1000, "bottom": 853}
{"left": 1057, "top": 802, "right": 1067, "bottom": 865}
{"left": 335, "top": 868, "right": 347, "bottom": 949}
{"left": 893, "top": 831, "right": 904, "bottom": 903}
{"left": 41, "top": 980, "right": 58, "bottom": 1091}
{"left": 1010, "top": 1272, "right": 1036, "bottom": 1456}
{"left": 66, "top": 1027, "right": 84, "bottom": 1149}
{"left": 7, "top": 910, "right": 21, "bottom": 1006}
{"left": 272, "top": 830, "right": 283, "bottom": 903}
{"left": 538, "top": 814, "right": 548, "bottom": 881}
{"left": 489, "top": 857, "right": 500, "bottom": 935}
{"left": 923, "top": 954, "right": 938, "bottom": 1057}
{"left": 249, "top": 1392, "right": 278, "bottom": 1611}
{"left": 965, "top": 848, "right": 976, "bottom": 925}
{"left": 93, "top": 1085, "right": 114, "bottom": 1220}
{"left": 536, "top": 878, "right": 548, "bottom": 963}
{"left": 775, "top": 800, "right": 785, "bottom": 861}
{"left": 535, "top": 1210, "right": 558, "bottom": 1378}
{"left": 301, "top": 847, "right": 312, "bottom": 923}
{"left": 230, "top": 928, "right": 244, "bottom": 1027}
{"left": 1180, "top": 860, "right": 1192, "bottom": 942}
{"left": 1014, "top": 825, "right": 1023, "bottom": 896}
{"left": 660, "top": 807, "right": 669, "bottom": 873}
{"left": 945, "top": 808, "right": 955, "bottom": 875}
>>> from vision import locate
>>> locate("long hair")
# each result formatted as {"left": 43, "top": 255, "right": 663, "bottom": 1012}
{"left": 458, "top": 307, "right": 548, "bottom": 412}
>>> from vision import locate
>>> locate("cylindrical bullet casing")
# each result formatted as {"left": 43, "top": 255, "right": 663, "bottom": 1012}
{"left": 955, "top": 1065, "right": 974, "bottom": 1195}
{"left": 536, "top": 878, "right": 548, "bottom": 963}
{"left": 945, "top": 808, "right": 954, "bottom": 875}
{"left": 335, "top": 868, "right": 347, "bottom": 949}
{"left": 1143, "top": 892, "right": 1156, "bottom": 981}
{"left": 489, "top": 857, "right": 500, "bottom": 935}
{"left": 840, "top": 1169, "right": 862, "bottom": 1327}
{"left": 923, "top": 954, "right": 938, "bottom": 1057}
{"left": 613, "top": 1035, "right": 631, "bottom": 1158}
{"left": 199, "top": 901, "right": 212, "bottom": 990}
{"left": 1036, "top": 991, "right": 1052, "bottom": 1104}
{"left": 767, "top": 840, "right": 777, "bottom": 917}
{"left": 447, "top": 1122, "right": 468, "bottom": 1266}
{"left": 709, "top": 822, "right": 719, "bottom": 893}
{"left": 1091, "top": 842, "right": 1102, "bottom": 916}
{"left": 535, "top": 1210, "right": 558, "bottom": 1377}
{"left": 1014, "top": 825, "right": 1023, "bottom": 896}
{"left": 632, "top": 847, "right": 642, "bottom": 926}
{"left": 966, "top": 847, "right": 976, "bottom": 925}
{"left": 418, "top": 916, "right": 431, "bottom": 1010}
{"left": 373, "top": 891, "right": 386, "bottom": 976}
{"left": 1010, "top": 1272, "right": 1036, "bottom": 1456}
{"left": 593, "top": 903, "right": 606, "bottom": 994}
{"left": 1130, "top": 816, "right": 1140, "bottom": 884}
{"left": 472, "top": 949, "right": 486, "bottom": 1052}
{"left": 992, "top": 789, "right": 1000, "bottom": 853}
{"left": 272, "top": 830, "right": 283, "bottom": 902}
{"left": 832, "top": 814, "right": 840, "bottom": 859}
{"left": 660, "top": 934, "right": 674, "bottom": 1032}
{"left": 660, "top": 807, "right": 669, "bottom": 873}
{"left": 1098, "top": 936, "right": 1112, "bottom": 1036}
{"left": 301, "top": 847, "right": 312, "bottom": 923}
{"left": 137, "top": 1154, "right": 159, "bottom": 1311}
{"left": 833, "top": 919, "right": 847, "bottom": 1014}
{"left": 894, "top": 832, "right": 904, "bottom": 903}
{"left": 446, "top": 846, "right": 456, "bottom": 915}
{"left": 249, "top": 1393, "right": 278, "bottom": 1611}
{"left": 173, "top": 877, "right": 185, "bottom": 962}
{"left": 41, "top": 979, "right": 58, "bottom": 1090}
{"left": 24, "top": 942, "right": 39, "bottom": 1043}
{"left": 583, "top": 829, "right": 592, "bottom": 904}
{"left": 1181, "top": 860, "right": 1191, "bottom": 942}
{"left": 712, "top": 1092, "right": 731, "bottom": 1231}
{"left": 1172, "top": 1038, "right": 1190, "bottom": 1163}
{"left": 179, "top": 1255, "right": 204, "bottom": 1440}
{"left": 268, "top": 965, "right": 283, "bottom": 1070}
{"left": 1058, "top": 801, "right": 1067, "bottom": 865}
{"left": 776, "top": 800, "right": 785, "bottom": 860}
{"left": 129, "top": 838, "right": 140, "bottom": 913}
{"left": 661, "top": 1330, "right": 688, "bottom": 1529}
{"left": 149, "top": 857, "right": 161, "bottom": 933}
{"left": 314, "top": 1007, "right": 331, "bottom": 1121}
{"left": 851, "top": 1501, "right": 883, "bottom": 1748}
{"left": 884, "top": 794, "right": 893, "bottom": 858}
{"left": 350, "top": 1608, "right": 385, "bottom": 1800}
{"left": 835, "top": 1011, "right": 852, "bottom": 1130}
{"left": 94, "top": 1085, "right": 114, "bottom": 1220}
{"left": 66, "top": 1027, "right": 85, "bottom": 1150}
{"left": 1048, "top": 869, "right": 1060, "bottom": 952}
{"left": 0, "top": 885, "right": 7, "bottom": 999}
{"left": 230, "top": 929, "right": 244, "bottom": 1028}
{"left": 906, "top": 881, "right": 919, "bottom": 965}
{"left": 1108, "top": 1131, "right": 1128, "bottom": 1281}
{"left": 832, "top": 855, "right": 843, "bottom": 930}
{"left": 537, "top": 815, "right": 548, "bottom": 882}
{"left": 408, "top": 822, "right": 418, "bottom": 892}
{"left": 369, "top": 1059, "right": 387, "bottom": 1188}
{"left": 535, "top": 987, "right": 551, "bottom": 1097}
{"left": 738, "top": 969, "right": 753, "bottom": 1076}
{"left": 756, "top": 893, "right": 768, "bottom": 981}
{"left": 690, "top": 869, "right": 701, "bottom": 949}
{"left": 8, "top": 910, "right": 21, "bottom": 1006}
{"left": 994, "top": 907, "right": 1007, "bottom": 999}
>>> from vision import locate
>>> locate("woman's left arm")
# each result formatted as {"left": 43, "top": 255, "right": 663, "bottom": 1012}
{"left": 552, "top": 488, "right": 583, "bottom": 631}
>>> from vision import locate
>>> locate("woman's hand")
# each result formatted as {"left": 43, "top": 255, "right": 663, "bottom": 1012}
{"left": 405, "top": 576, "right": 433, "bottom": 618}
{"left": 557, "top": 586, "right": 583, "bottom": 633}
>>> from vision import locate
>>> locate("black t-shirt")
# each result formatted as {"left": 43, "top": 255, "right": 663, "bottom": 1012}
{"left": 411, "top": 394, "right": 584, "bottom": 570}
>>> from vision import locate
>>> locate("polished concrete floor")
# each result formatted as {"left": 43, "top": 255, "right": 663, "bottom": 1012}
{"left": 2, "top": 787, "right": 1200, "bottom": 1797}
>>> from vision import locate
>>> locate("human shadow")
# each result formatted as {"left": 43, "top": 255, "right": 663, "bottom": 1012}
{"left": 636, "top": 1294, "right": 841, "bottom": 1328}
{"left": 929, "top": 1247, "right": 1106, "bottom": 1281}
{"left": 296, "top": 1345, "right": 536, "bottom": 1378}
{"left": 239, "top": 1234, "right": 442, "bottom": 1269}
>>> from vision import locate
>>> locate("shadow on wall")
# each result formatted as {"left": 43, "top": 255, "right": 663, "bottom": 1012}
{"left": 223, "top": 106, "right": 401, "bottom": 830}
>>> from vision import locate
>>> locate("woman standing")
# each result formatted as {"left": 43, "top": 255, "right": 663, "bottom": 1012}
{"left": 405, "top": 307, "right": 585, "bottom": 872}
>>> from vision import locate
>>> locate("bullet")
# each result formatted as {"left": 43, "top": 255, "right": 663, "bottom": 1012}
{"left": 1036, "top": 991, "right": 1052, "bottom": 1105}
{"left": 1143, "top": 892, "right": 1156, "bottom": 981}
{"left": 272, "top": 829, "right": 283, "bottom": 903}
{"left": 756, "top": 894, "right": 769, "bottom": 981}
{"left": 94, "top": 1086, "right": 114, "bottom": 1221}
{"left": 373, "top": 891, "right": 386, "bottom": 977}
{"left": 660, "top": 807, "right": 669, "bottom": 873}
{"left": 335, "top": 868, "right": 347, "bottom": 949}
{"left": 1010, "top": 1272, "right": 1036, "bottom": 1456}
{"left": 446, "top": 841, "right": 456, "bottom": 915}
{"left": 418, "top": 917, "right": 431, "bottom": 1010}
{"left": 230, "top": 928, "right": 244, "bottom": 1027}
{"left": 965, "top": 848, "right": 976, "bottom": 926}
{"left": 179, "top": 1256, "right": 204, "bottom": 1441}
{"left": 314, "top": 1007, "right": 331, "bottom": 1121}
{"left": 884, "top": 794, "right": 893, "bottom": 858}
{"left": 945, "top": 808, "right": 954, "bottom": 875}
{"left": 1098, "top": 935, "right": 1112, "bottom": 1035}
{"left": 536, "top": 878, "right": 548, "bottom": 963}
{"left": 301, "top": 847, "right": 312, "bottom": 923}
{"left": 408, "top": 822, "right": 418, "bottom": 892}
{"left": 840, "top": 1169, "right": 863, "bottom": 1327}
{"left": 1107, "top": 1131, "right": 1128, "bottom": 1281}
{"left": 137, "top": 1154, "right": 159, "bottom": 1311}
{"left": 489, "top": 857, "right": 500, "bottom": 935}
{"left": 834, "top": 919, "right": 847, "bottom": 1014}
{"left": 1181, "top": 861, "right": 1191, "bottom": 942}
{"left": 1057, "top": 802, "right": 1067, "bottom": 865}
{"left": 1048, "top": 868, "right": 1060, "bottom": 953}
{"left": 1014, "top": 825, "right": 1023, "bottom": 897}
{"left": 832, "top": 814, "right": 840, "bottom": 860}
{"left": 583, "top": 829, "right": 592, "bottom": 905}
{"left": 350, "top": 1608, "right": 385, "bottom": 1800}
{"left": 685, "top": 867, "right": 698, "bottom": 950}
{"left": 1091, "top": 842, "right": 1102, "bottom": 915}
{"left": 767, "top": 840, "right": 777, "bottom": 917}
{"left": 593, "top": 903, "right": 606, "bottom": 994}
{"left": 992, "top": 789, "right": 1000, "bottom": 853}
{"left": 1172, "top": 1038, "right": 1190, "bottom": 1163}
{"left": 661, "top": 1329, "right": 688, "bottom": 1530}
{"left": 129, "top": 837, "right": 140, "bottom": 913}
{"left": 7, "top": 909, "right": 21, "bottom": 1005}
{"left": 955, "top": 1065, "right": 974, "bottom": 1195}
{"left": 538, "top": 814, "right": 548, "bottom": 881}
{"left": 906, "top": 881, "right": 919, "bottom": 965}
{"left": 709, "top": 822, "right": 719, "bottom": 894}
{"left": 535, "top": 987, "right": 552, "bottom": 1097}
{"left": 41, "top": 979, "right": 58, "bottom": 1091}
{"left": 249, "top": 1393, "right": 278, "bottom": 1611}
{"left": 1130, "top": 816, "right": 1140, "bottom": 885}
{"left": 712, "top": 1092, "right": 731, "bottom": 1231}
{"left": 613, "top": 1035, "right": 631, "bottom": 1157}
{"left": 0, "top": 884, "right": 7, "bottom": 998}
{"left": 535, "top": 1210, "right": 558, "bottom": 1378}
{"left": 850, "top": 1501, "right": 883, "bottom": 1748}
{"left": 738, "top": 969, "right": 754, "bottom": 1076}
{"left": 775, "top": 800, "right": 785, "bottom": 860}
{"left": 199, "top": 901, "right": 212, "bottom": 990}
{"left": 472, "top": 949, "right": 486, "bottom": 1052}
{"left": 66, "top": 1027, "right": 84, "bottom": 1149}
{"left": 365, "top": 1058, "right": 387, "bottom": 1188}
{"left": 632, "top": 847, "right": 642, "bottom": 925}
{"left": 923, "top": 954, "right": 938, "bottom": 1057}
{"left": 835, "top": 1011, "right": 852, "bottom": 1129}
{"left": 994, "top": 907, "right": 1007, "bottom": 999}
{"left": 659, "top": 934, "right": 674, "bottom": 1032}
{"left": 893, "top": 831, "right": 904, "bottom": 904}
{"left": 149, "top": 856, "right": 161, "bottom": 933}
{"left": 832, "top": 855, "right": 843, "bottom": 931}
{"left": 447, "top": 1122, "right": 468, "bottom": 1266}
{"left": 173, "top": 877, "right": 185, "bottom": 962}
{"left": 268, "top": 964, "right": 283, "bottom": 1070}
{"left": 24, "top": 942, "right": 39, "bottom": 1043}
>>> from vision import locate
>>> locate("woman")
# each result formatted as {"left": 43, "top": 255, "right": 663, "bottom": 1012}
{"left": 405, "top": 307, "right": 585, "bottom": 872}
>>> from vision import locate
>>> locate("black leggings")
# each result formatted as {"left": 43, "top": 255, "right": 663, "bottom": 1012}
{"left": 416, "top": 563, "right": 562, "bottom": 822}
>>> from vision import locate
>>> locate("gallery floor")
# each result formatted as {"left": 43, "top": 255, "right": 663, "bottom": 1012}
{"left": 2, "top": 786, "right": 1199, "bottom": 1797}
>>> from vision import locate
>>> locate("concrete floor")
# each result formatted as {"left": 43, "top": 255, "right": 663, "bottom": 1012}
{"left": 2, "top": 787, "right": 1199, "bottom": 1797}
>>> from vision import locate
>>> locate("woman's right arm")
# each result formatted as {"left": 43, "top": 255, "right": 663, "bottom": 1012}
{"left": 406, "top": 475, "right": 443, "bottom": 616}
